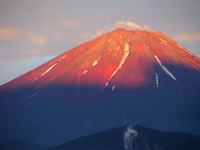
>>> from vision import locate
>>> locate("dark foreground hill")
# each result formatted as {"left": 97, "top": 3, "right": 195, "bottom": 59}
{"left": 0, "top": 140, "right": 51, "bottom": 150}
{"left": 49, "top": 125, "right": 200, "bottom": 150}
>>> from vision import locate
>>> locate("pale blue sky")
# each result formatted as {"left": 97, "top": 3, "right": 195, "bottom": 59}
{"left": 0, "top": 0, "right": 200, "bottom": 85}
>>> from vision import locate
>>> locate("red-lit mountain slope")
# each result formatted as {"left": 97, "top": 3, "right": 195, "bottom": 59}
{"left": 1, "top": 28, "right": 199, "bottom": 91}
{"left": 0, "top": 28, "right": 200, "bottom": 145}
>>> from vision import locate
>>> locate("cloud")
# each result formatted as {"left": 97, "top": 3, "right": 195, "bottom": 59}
{"left": 26, "top": 33, "right": 46, "bottom": 45}
{"left": 97, "top": 14, "right": 110, "bottom": 20}
{"left": 173, "top": 33, "right": 200, "bottom": 42}
{"left": 53, "top": 31, "right": 63, "bottom": 40}
{"left": 0, "top": 28, "right": 20, "bottom": 40}
{"left": 96, "top": 21, "right": 153, "bottom": 36}
{"left": 0, "top": 28, "right": 47, "bottom": 45}
{"left": 60, "top": 20, "right": 80, "bottom": 28}
{"left": 0, "top": 26, "right": 81, "bottom": 61}
{"left": 0, "top": 48, "right": 46, "bottom": 60}
{"left": 115, "top": 21, "right": 142, "bottom": 30}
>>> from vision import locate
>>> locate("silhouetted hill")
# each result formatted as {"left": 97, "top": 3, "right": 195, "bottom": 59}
{"left": 0, "top": 140, "right": 50, "bottom": 150}
{"left": 49, "top": 125, "right": 200, "bottom": 150}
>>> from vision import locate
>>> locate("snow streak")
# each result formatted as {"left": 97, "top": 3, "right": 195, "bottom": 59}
{"left": 32, "top": 77, "right": 39, "bottom": 82}
{"left": 29, "top": 93, "right": 38, "bottom": 98}
{"left": 32, "top": 55, "right": 67, "bottom": 82}
{"left": 155, "top": 73, "right": 159, "bottom": 87}
{"left": 124, "top": 125, "right": 138, "bottom": 150}
{"left": 102, "top": 42, "right": 130, "bottom": 91}
{"left": 117, "top": 46, "right": 120, "bottom": 51}
{"left": 41, "top": 64, "right": 57, "bottom": 76}
{"left": 32, "top": 63, "right": 57, "bottom": 81}
{"left": 154, "top": 55, "right": 176, "bottom": 80}
{"left": 112, "top": 85, "right": 115, "bottom": 92}
{"left": 92, "top": 56, "right": 101, "bottom": 66}
{"left": 83, "top": 70, "right": 88, "bottom": 75}
{"left": 61, "top": 55, "right": 66, "bottom": 59}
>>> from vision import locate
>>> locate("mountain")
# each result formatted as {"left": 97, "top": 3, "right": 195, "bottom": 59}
{"left": 49, "top": 125, "right": 200, "bottom": 150}
{"left": 0, "top": 28, "right": 200, "bottom": 145}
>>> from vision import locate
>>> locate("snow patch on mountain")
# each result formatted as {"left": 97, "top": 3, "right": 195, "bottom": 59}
{"left": 155, "top": 73, "right": 159, "bottom": 87}
{"left": 41, "top": 64, "right": 57, "bottom": 76}
{"left": 112, "top": 85, "right": 115, "bottom": 91}
{"left": 117, "top": 46, "right": 120, "bottom": 51}
{"left": 57, "top": 56, "right": 66, "bottom": 63}
{"left": 61, "top": 55, "right": 66, "bottom": 59}
{"left": 32, "top": 63, "right": 57, "bottom": 81}
{"left": 102, "top": 42, "right": 130, "bottom": 91}
{"left": 32, "top": 55, "right": 68, "bottom": 82}
{"left": 119, "top": 36, "right": 122, "bottom": 39}
{"left": 124, "top": 125, "right": 138, "bottom": 150}
{"left": 83, "top": 70, "right": 88, "bottom": 75}
{"left": 108, "top": 39, "right": 112, "bottom": 42}
{"left": 154, "top": 55, "right": 176, "bottom": 80}
{"left": 29, "top": 93, "right": 38, "bottom": 98}
{"left": 177, "top": 44, "right": 183, "bottom": 49}
{"left": 32, "top": 77, "right": 39, "bottom": 82}
{"left": 92, "top": 56, "right": 101, "bottom": 66}
{"left": 102, "top": 82, "right": 108, "bottom": 92}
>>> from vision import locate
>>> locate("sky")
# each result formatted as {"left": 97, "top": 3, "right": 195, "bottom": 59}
{"left": 0, "top": 0, "right": 200, "bottom": 85}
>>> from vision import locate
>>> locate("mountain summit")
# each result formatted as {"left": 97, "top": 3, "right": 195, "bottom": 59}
{"left": 0, "top": 28, "right": 200, "bottom": 144}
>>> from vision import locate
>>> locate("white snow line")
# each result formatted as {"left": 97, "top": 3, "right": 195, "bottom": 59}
{"left": 41, "top": 64, "right": 57, "bottom": 76}
{"left": 29, "top": 93, "right": 38, "bottom": 98}
{"left": 101, "top": 82, "right": 108, "bottom": 92}
{"left": 102, "top": 42, "right": 130, "bottom": 91}
{"left": 83, "top": 70, "right": 88, "bottom": 75}
{"left": 154, "top": 55, "right": 176, "bottom": 80}
{"left": 58, "top": 56, "right": 66, "bottom": 62}
{"left": 32, "top": 77, "right": 39, "bottom": 82}
{"left": 112, "top": 85, "right": 116, "bottom": 92}
{"left": 155, "top": 73, "right": 159, "bottom": 87}
{"left": 92, "top": 56, "right": 101, "bottom": 67}
{"left": 108, "top": 39, "right": 112, "bottom": 42}
{"left": 154, "top": 55, "right": 162, "bottom": 66}
{"left": 61, "top": 55, "right": 66, "bottom": 59}
{"left": 117, "top": 46, "right": 120, "bottom": 51}
{"left": 119, "top": 36, "right": 122, "bottom": 39}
